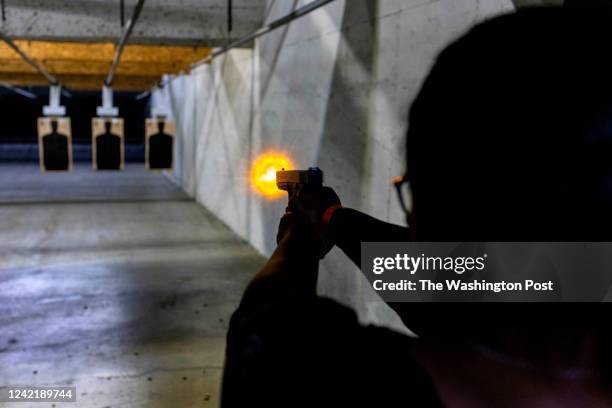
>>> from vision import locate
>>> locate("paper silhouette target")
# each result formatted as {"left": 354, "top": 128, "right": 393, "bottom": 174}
{"left": 92, "top": 118, "right": 124, "bottom": 170}
{"left": 38, "top": 117, "right": 72, "bottom": 172}
{"left": 145, "top": 119, "right": 175, "bottom": 171}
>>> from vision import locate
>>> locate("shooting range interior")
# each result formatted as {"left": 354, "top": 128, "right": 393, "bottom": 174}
{"left": 0, "top": 1, "right": 580, "bottom": 407}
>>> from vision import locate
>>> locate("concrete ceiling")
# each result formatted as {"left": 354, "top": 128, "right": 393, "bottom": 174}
{"left": 0, "top": 0, "right": 266, "bottom": 46}
{"left": 0, "top": 0, "right": 571, "bottom": 92}
{"left": 0, "top": 0, "right": 265, "bottom": 91}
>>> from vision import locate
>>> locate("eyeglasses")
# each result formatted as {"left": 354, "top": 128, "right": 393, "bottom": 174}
{"left": 393, "top": 175, "right": 411, "bottom": 214}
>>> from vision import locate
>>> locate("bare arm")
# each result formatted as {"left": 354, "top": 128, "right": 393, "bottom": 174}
{"left": 238, "top": 212, "right": 321, "bottom": 312}
{"left": 328, "top": 207, "right": 411, "bottom": 268}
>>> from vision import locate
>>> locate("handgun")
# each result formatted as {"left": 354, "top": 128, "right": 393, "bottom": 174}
{"left": 276, "top": 167, "right": 323, "bottom": 198}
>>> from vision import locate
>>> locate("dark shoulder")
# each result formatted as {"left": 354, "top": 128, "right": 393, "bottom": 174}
{"left": 225, "top": 296, "right": 442, "bottom": 407}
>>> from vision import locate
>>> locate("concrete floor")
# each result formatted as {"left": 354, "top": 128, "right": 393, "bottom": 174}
{"left": 0, "top": 164, "right": 265, "bottom": 408}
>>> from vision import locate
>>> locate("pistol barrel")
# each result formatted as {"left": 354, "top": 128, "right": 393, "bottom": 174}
{"left": 276, "top": 167, "right": 323, "bottom": 192}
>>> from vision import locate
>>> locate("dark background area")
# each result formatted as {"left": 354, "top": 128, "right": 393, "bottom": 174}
{"left": 0, "top": 86, "right": 150, "bottom": 162}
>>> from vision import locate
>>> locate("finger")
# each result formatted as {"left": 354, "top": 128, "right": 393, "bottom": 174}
{"left": 276, "top": 211, "right": 296, "bottom": 244}
{"left": 321, "top": 186, "right": 341, "bottom": 206}
{"left": 287, "top": 184, "right": 304, "bottom": 213}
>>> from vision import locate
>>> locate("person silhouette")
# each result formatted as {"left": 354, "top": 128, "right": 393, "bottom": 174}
{"left": 222, "top": 6, "right": 612, "bottom": 408}
{"left": 148, "top": 121, "right": 173, "bottom": 169}
{"left": 96, "top": 120, "right": 121, "bottom": 170}
{"left": 42, "top": 119, "right": 70, "bottom": 171}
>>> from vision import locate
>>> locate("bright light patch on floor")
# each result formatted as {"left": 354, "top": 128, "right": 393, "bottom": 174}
{"left": 250, "top": 152, "right": 294, "bottom": 199}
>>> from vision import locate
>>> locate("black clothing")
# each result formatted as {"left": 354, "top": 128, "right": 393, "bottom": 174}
{"left": 148, "top": 132, "right": 173, "bottom": 169}
{"left": 42, "top": 132, "right": 69, "bottom": 171}
{"left": 96, "top": 133, "right": 121, "bottom": 170}
{"left": 222, "top": 208, "right": 443, "bottom": 407}
{"left": 223, "top": 296, "right": 442, "bottom": 408}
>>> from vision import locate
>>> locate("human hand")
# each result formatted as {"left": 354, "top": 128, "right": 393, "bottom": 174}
{"left": 276, "top": 211, "right": 325, "bottom": 258}
{"left": 286, "top": 185, "right": 341, "bottom": 258}
{"left": 287, "top": 185, "right": 341, "bottom": 227}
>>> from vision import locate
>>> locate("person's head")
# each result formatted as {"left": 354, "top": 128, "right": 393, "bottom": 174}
{"left": 50, "top": 120, "right": 58, "bottom": 132}
{"left": 399, "top": 7, "right": 612, "bottom": 373}
{"left": 405, "top": 7, "right": 612, "bottom": 242}
{"left": 157, "top": 121, "right": 165, "bottom": 133}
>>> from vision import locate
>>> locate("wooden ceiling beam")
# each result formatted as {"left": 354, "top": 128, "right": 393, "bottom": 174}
{"left": 0, "top": 59, "right": 192, "bottom": 76}
{"left": 0, "top": 73, "right": 160, "bottom": 91}
{"left": 0, "top": 41, "right": 211, "bottom": 63}
{"left": 0, "top": 40, "right": 210, "bottom": 91}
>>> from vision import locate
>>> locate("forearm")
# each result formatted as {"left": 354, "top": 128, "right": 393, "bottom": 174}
{"left": 329, "top": 207, "right": 410, "bottom": 267}
{"left": 238, "top": 221, "right": 320, "bottom": 313}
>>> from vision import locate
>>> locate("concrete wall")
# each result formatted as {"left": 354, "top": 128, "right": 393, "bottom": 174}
{"left": 153, "top": 0, "right": 515, "bottom": 331}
